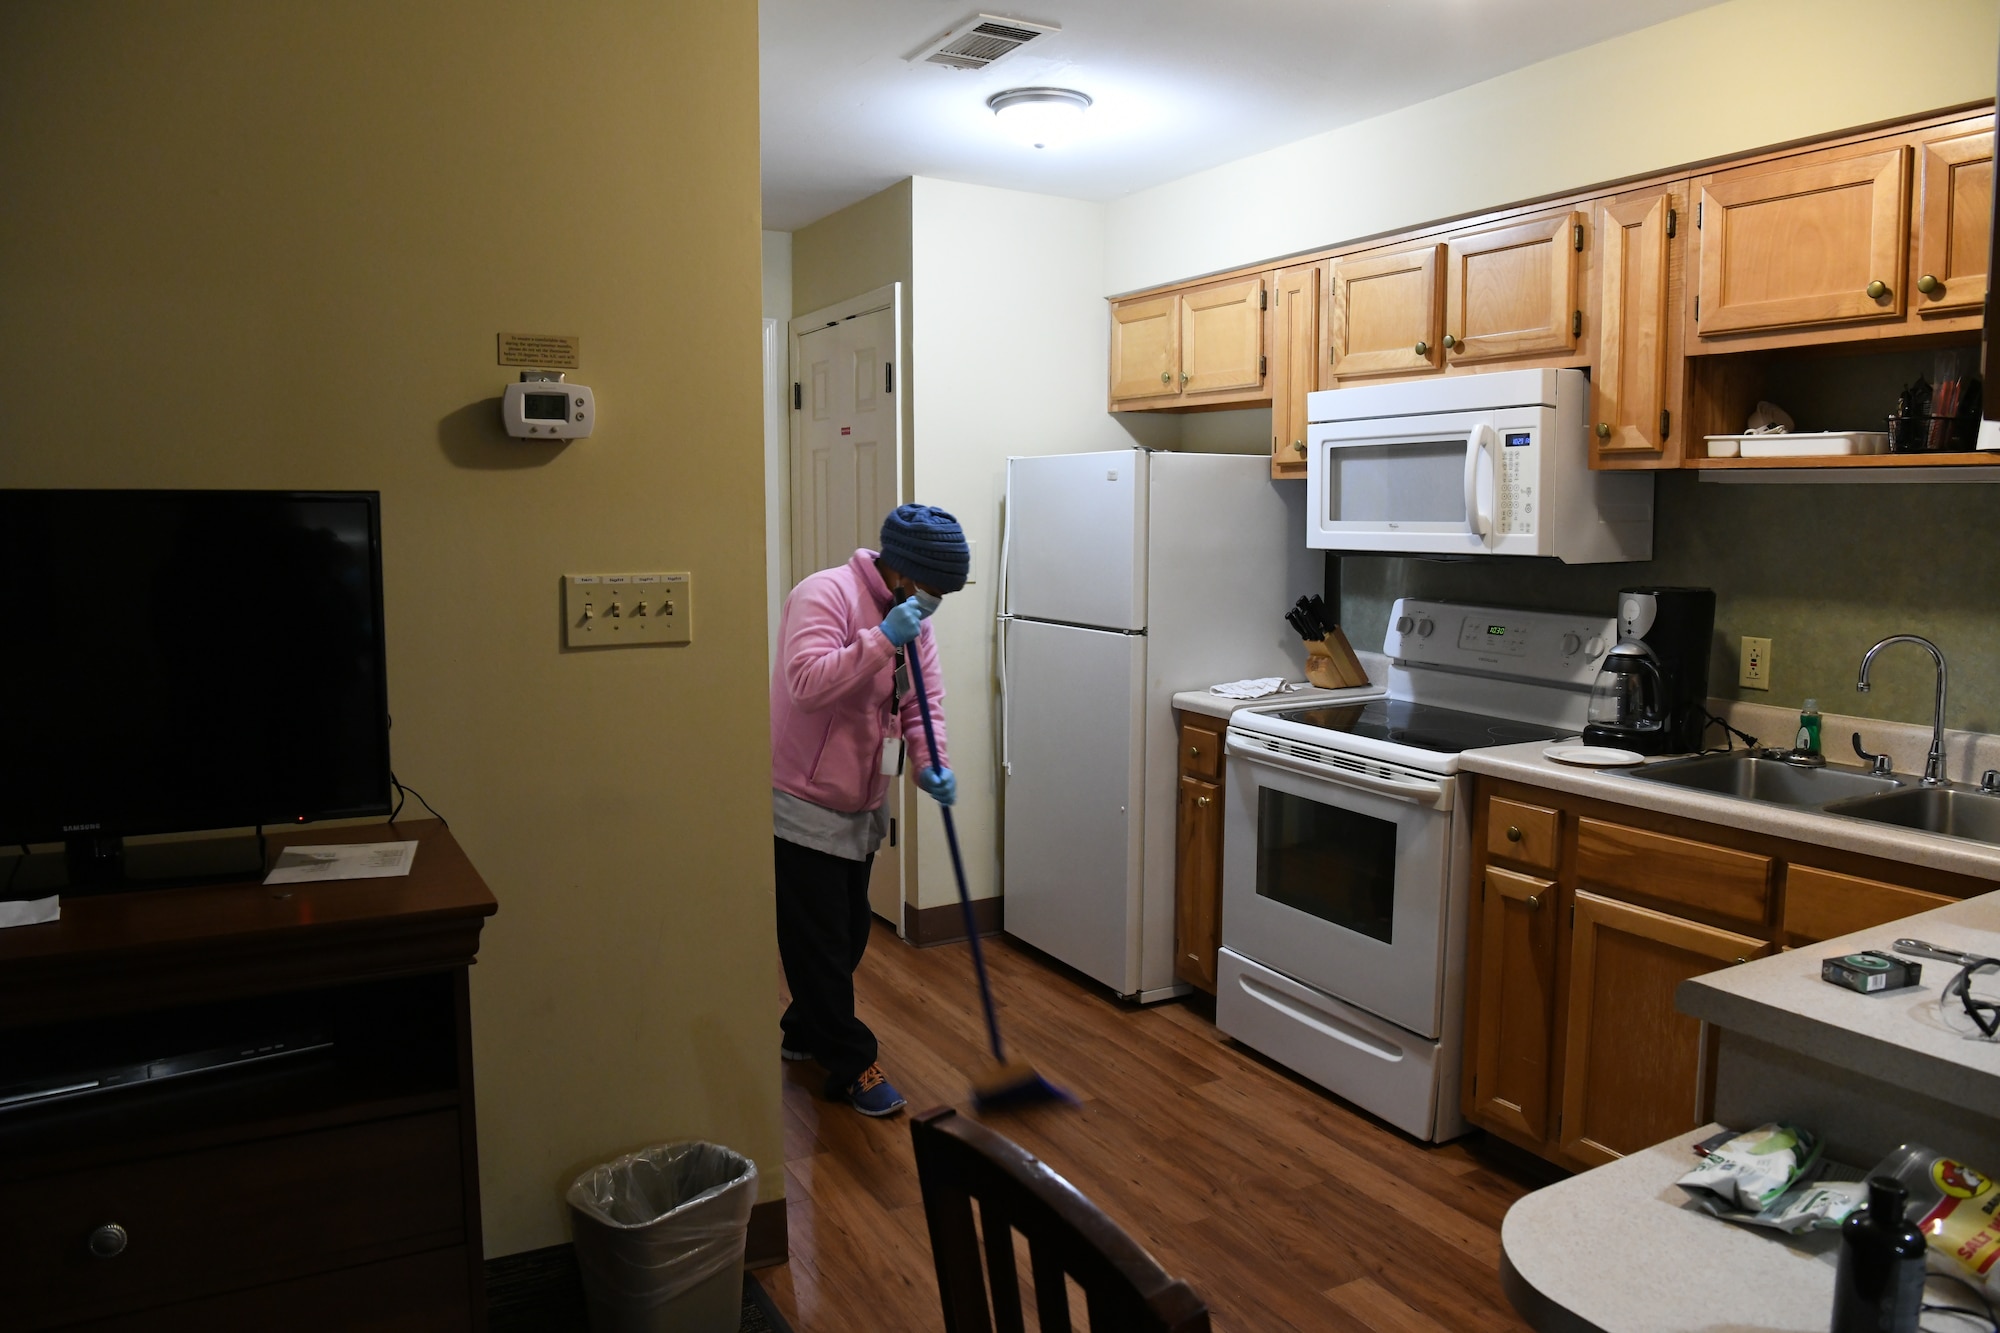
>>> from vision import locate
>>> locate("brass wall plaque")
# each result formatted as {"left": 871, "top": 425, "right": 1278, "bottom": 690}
{"left": 497, "top": 333, "right": 581, "bottom": 369}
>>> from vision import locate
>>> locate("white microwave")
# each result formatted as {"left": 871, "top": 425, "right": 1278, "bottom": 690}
{"left": 1303, "top": 368, "right": 1652, "bottom": 563}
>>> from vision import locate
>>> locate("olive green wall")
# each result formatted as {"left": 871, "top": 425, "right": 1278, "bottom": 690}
{"left": 1, "top": 0, "right": 780, "bottom": 1256}
{"left": 1341, "top": 473, "right": 2000, "bottom": 733}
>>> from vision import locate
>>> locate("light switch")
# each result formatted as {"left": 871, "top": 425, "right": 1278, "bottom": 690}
{"left": 565, "top": 572, "right": 692, "bottom": 648}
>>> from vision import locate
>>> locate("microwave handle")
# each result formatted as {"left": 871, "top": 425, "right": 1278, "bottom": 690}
{"left": 1462, "top": 423, "right": 1498, "bottom": 540}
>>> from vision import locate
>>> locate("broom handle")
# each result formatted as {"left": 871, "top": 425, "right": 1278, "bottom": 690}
{"left": 905, "top": 641, "right": 1008, "bottom": 1064}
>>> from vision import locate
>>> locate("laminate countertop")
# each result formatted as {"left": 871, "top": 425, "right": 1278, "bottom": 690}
{"left": 1170, "top": 652, "right": 1386, "bottom": 722}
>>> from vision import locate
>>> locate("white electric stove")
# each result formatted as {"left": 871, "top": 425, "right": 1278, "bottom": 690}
{"left": 1216, "top": 598, "right": 1615, "bottom": 1140}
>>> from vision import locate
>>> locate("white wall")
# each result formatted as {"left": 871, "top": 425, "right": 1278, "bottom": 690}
{"left": 1105, "top": 0, "right": 2000, "bottom": 293}
{"left": 907, "top": 177, "right": 1168, "bottom": 909}
{"left": 761, "top": 230, "right": 793, "bottom": 668}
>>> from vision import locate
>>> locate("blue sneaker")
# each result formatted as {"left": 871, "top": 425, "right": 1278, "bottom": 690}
{"left": 836, "top": 1063, "right": 907, "bottom": 1117}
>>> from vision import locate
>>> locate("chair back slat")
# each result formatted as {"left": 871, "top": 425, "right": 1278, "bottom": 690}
{"left": 911, "top": 1107, "right": 1211, "bottom": 1333}
{"left": 978, "top": 1199, "right": 1027, "bottom": 1333}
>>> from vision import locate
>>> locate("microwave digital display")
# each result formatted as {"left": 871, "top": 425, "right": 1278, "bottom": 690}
{"left": 1504, "top": 431, "right": 1532, "bottom": 447}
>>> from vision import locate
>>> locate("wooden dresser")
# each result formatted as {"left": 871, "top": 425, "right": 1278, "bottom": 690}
{"left": 0, "top": 819, "right": 496, "bottom": 1331}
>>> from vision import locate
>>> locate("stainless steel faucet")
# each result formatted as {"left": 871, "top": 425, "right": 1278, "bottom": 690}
{"left": 1857, "top": 635, "right": 1949, "bottom": 786}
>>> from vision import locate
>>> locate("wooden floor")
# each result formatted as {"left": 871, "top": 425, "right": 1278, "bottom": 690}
{"left": 762, "top": 920, "right": 1557, "bottom": 1332}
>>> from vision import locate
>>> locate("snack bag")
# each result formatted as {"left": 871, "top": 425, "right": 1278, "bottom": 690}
{"left": 1680, "top": 1124, "right": 1822, "bottom": 1212}
{"left": 1874, "top": 1144, "right": 2000, "bottom": 1291}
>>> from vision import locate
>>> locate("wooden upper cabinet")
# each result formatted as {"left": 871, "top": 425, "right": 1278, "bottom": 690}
{"left": 1559, "top": 891, "right": 1772, "bottom": 1168}
{"left": 1694, "top": 145, "right": 1909, "bottom": 337}
{"left": 1180, "top": 276, "right": 1266, "bottom": 395}
{"left": 1328, "top": 243, "right": 1443, "bottom": 379}
{"left": 1592, "top": 188, "right": 1681, "bottom": 463}
{"left": 1470, "top": 867, "right": 1559, "bottom": 1142}
{"left": 1915, "top": 123, "right": 1994, "bottom": 317}
{"left": 1269, "top": 262, "right": 1322, "bottom": 478}
{"left": 1444, "top": 210, "right": 1582, "bottom": 365}
{"left": 1109, "top": 294, "right": 1179, "bottom": 401}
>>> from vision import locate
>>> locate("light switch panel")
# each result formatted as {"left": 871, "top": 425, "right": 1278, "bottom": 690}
{"left": 565, "top": 572, "right": 692, "bottom": 648}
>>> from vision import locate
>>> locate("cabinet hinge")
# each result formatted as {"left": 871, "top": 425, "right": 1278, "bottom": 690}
{"left": 1696, "top": 201, "right": 1703, "bottom": 228}
{"left": 1694, "top": 295, "right": 1700, "bottom": 321}
{"left": 1573, "top": 222, "right": 1584, "bottom": 252}
{"left": 886, "top": 362, "right": 894, "bottom": 394}
{"left": 1572, "top": 309, "right": 1582, "bottom": 337}
{"left": 792, "top": 381, "right": 801, "bottom": 410}
{"left": 889, "top": 817, "right": 897, "bottom": 848}
{"left": 1660, "top": 408, "right": 1671, "bottom": 440}
{"left": 1259, "top": 354, "right": 1267, "bottom": 376}
{"left": 1260, "top": 290, "right": 1268, "bottom": 310}
{"left": 1667, "top": 207, "right": 1678, "bottom": 239}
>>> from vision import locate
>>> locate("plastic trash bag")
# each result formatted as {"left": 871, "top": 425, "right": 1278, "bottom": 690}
{"left": 567, "top": 1142, "right": 758, "bottom": 1333}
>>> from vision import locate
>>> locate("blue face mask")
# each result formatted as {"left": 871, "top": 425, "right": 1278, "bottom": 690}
{"left": 912, "top": 589, "right": 943, "bottom": 619}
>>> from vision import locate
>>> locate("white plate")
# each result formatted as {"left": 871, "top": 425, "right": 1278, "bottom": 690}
{"left": 1543, "top": 743, "right": 1646, "bottom": 768}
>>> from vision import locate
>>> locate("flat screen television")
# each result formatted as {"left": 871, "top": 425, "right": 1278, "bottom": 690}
{"left": 0, "top": 490, "right": 391, "bottom": 881}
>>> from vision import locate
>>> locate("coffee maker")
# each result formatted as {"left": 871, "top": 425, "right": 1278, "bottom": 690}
{"left": 1582, "top": 587, "right": 1715, "bottom": 755}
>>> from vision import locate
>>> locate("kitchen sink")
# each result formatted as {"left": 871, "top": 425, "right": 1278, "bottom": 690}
{"left": 1823, "top": 787, "right": 2000, "bottom": 845}
{"left": 1627, "top": 753, "right": 1904, "bottom": 805}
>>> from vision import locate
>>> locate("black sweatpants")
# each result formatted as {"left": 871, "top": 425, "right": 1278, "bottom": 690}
{"left": 774, "top": 836, "right": 877, "bottom": 1088}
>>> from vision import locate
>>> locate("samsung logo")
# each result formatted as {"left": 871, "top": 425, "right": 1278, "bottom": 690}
{"left": 62, "top": 822, "right": 101, "bottom": 831}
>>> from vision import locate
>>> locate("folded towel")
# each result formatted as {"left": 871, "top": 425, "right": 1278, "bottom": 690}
{"left": 1208, "top": 677, "right": 1305, "bottom": 700}
{"left": 0, "top": 894, "right": 59, "bottom": 930}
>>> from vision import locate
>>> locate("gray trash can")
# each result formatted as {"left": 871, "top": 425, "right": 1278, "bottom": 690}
{"left": 566, "top": 1141, "right": 758, "bottom": 1333}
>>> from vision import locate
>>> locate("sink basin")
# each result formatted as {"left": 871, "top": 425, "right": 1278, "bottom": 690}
{"left": 1824, "top": 787, "right": 2000, "bottom": 845}
{"left": 1627, "top": 753, "right": 1904, "bottom": 805}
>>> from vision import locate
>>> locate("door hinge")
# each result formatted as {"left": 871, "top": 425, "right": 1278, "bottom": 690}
{"left": 1572, "top": 309, "right": 1582, "bottom": 337}
{"left": 1660, "top": 408, "right": 1671, "bottom": 440}
{"left": 1694, "top": 295, "right": 1700, "bottom": 321}
{"left": 885, "top": 362, "right": 894, "bottom": 394}
{"left": 889, "top": 817, "right": 897, "bottom": 848}
{"left": 1696, "top": 201, "right": 1703, "bottom": 228}
{"left": 792, "top": 381, "right": 801, "bottom": 410}
{"left": 1260, "top": 290, "right": 1268, "bottom": 310}
{"left": 1667, "top": 207, "right": 1678, "bottom": 239}
{"left": 1573, "top": 222, "right": 1584, "bottom": 251}
{"left": 1259, "top": 354, "right": 1267, "bottom": 376}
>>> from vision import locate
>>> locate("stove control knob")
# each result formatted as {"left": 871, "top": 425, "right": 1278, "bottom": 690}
{"left": 1585, "top": 635, "right": 1606, "bottom": 658}
{"left": 1395, "top": 615, "right": 1415, "bottom": 634}
{"left": 1416, "top": 618, "right": 1435, "bottom": 638}
{"left": 1562, "top": 632, "right": 1582, "bottom": 656}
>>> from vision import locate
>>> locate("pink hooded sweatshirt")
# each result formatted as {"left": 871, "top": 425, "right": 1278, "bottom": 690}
{"left": 771, "top": 548, "right": 948, "bottom": 815}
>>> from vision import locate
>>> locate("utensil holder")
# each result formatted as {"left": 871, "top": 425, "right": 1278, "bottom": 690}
{"left": 1888, "top": 410, "right": 1979, "bottom": 453}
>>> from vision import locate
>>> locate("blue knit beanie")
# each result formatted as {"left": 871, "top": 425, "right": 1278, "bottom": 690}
{"left": 879, "top": 504, "right": 970, "bottom": 593}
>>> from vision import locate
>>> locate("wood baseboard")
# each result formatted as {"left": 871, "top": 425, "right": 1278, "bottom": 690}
{"left": 746, "top": 1197, "right": 788, "bottom": 1269}
{"left": 902, "top": 895, "right": 1002, "bottom": 947}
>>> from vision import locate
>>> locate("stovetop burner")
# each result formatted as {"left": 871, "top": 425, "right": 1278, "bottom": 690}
{"left": 1269, "top": 699, "right": 1568, "bottom": 755}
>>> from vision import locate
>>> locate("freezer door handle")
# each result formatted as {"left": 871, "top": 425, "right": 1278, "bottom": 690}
{"left": 1227, "top": 732, "right": 1452, "bottom": 810}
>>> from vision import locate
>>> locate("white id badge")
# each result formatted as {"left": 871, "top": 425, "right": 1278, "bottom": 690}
{"left": 880, "top": 737, "right": 906, "bottom": 777}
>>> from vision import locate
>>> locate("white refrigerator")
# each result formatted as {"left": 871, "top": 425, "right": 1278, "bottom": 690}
{"left": 1000, "top": 450, "right": 1321, "bottom": 1001}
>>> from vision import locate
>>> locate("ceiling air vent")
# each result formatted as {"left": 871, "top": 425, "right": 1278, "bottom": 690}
{"left": 908, "top": 13, "right": 1059, "bottom": 71}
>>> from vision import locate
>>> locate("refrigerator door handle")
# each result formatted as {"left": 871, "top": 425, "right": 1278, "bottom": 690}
{"left": 998, "top": 616, "right": 1012, "bottom": 776}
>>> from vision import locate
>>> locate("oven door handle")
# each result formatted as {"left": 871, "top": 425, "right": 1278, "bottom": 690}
{"left": 1227, "top": 733, "right": 1453, "bottom": 810}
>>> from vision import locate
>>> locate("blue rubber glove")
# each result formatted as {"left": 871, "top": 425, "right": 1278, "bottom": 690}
{"left": 917, "top": 766, "right": 957, "bottom": 807}
{"left": 880, "top": 597, "right": 923, "bottom": 648}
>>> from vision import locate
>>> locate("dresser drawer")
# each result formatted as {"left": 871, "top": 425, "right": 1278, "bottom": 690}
{"left": 1181, "top": 717, "right": 1224, "bottom": 781}
{"left": 1486, "top": 797, "right": 1559, "bottom": 872}
{"left": 1576, "top": 817, "right": 1772, "bottom": 932}
{"left": 1783, "top": 865, "right": 1953, "bottom": 946}
{"left": 0, "top": 1111, "right": 465, "bottom": 1328}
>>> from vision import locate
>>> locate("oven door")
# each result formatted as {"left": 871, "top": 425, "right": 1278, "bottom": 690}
{"left": 1222, "top": 730, "right": 1455, "bottom": 1038}
{"left": 1305, "top": 407, "right": 1543, "bottom": 555}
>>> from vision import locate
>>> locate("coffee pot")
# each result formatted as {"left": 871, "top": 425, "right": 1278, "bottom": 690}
{"left": 1581, "top": 588, "right": 1715, "bottom": 756}
{"left": 1587, "top": 642, "right": 1666, "bottom": 737}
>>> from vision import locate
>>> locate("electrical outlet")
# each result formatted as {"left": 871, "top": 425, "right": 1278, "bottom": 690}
{"left": 564, "top": 572, "right": 692, "bottom": 648}
{"left": 1740, "top": 636, "right": 1771, "bottom": 690}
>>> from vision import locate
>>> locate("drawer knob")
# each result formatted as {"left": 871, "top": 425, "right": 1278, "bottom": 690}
{"left": 1866, "top": 279, "right": 1889, "bottom": 299}
{"left": 1189, "top": 745, "right": 1200, "bottom": 757}
{"left": 1525, "top": 894, "right": 1542, "bottom": 911}
{"left": 1735, "top": 956, "right": 1749, "bottom": 966}
{"left": 1195, "top": 795, "right": 1211, "bottom": 808}
{"left": 1506, "top": 825, "right": 1523, "bottom": 842}
{"left": 1918, "top": 273, "right": 1941, "bottom": 295}
{"left": 88, "top": 1223, "right": 128, "bottom": 1259}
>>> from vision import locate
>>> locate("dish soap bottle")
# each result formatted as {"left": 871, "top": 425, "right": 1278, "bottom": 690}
{"left": 1796, "top": 698, "right": 1823, "bottom": 756}
{"left": 1831, "top": 1176, "right": 1925, "bottom": 1332}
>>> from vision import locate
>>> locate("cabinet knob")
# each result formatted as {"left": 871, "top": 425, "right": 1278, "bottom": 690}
{"left": 1189, "top": 745, "right": 1200, "bottom": 757}
{"left": 1414, "top": 340, "right": 1429, "bottom": 356}
{"left": 1159, "top": 370, "right": 1170, "bottom": 384}
{"left": 1596, "top": 422, "right": 1611, "bottom": 439}
{"left": 88, "top": 1223, "right": 128, "bottom": 1259}
{"left": 1506, "top": 825, "right": 1523, "bottom": 842}
{"left": 1866, "top": 279, "right": 1889, "bottom": 299}
{"left": 1293, "top": 440, "right": 1306, "bottom": 454}
{"left": 1525, "top": 894, "right": 1541, "bottom": 911}
{"left": 1195, "top": 795, "right": 1211, "bottom": 808}
{"left": 1917, "top": 273, "right": 1941, "bottom": 295}
{"left": 1179, "top": 371, "right": 1190, "bottom": 386}
{"left": 1442, "top": 334, "right": 1459, "bottom": 350}
{"left": 1734, "top": 956, "right": 1749, "bottom": 966}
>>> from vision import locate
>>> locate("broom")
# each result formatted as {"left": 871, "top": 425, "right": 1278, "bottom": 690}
{"left": 904, "top": 642, "right": 1074, "bottom": 1112}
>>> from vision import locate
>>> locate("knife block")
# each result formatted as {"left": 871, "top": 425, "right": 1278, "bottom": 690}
{"left": 1303, "top": 631, "right": 1369, "bottom": 690}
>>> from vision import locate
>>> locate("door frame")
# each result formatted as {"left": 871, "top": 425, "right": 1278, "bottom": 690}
{"left": 786, "top": 283, "right": 912, "bottom": 933}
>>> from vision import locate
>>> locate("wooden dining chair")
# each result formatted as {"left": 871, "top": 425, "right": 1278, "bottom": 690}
{"left": 910, "top": 1106, "right": 1211, "bottom": 1333}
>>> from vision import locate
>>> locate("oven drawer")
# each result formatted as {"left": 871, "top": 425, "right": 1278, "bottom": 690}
{"left": 1216, "top": 947, "right": 1459, "bottom": 1141}
{"left": 1486, "top": 796, "right": 1558, "bottom": 872}
{"left": 0, "top": 1111, "right": 465, "bottom": 1328}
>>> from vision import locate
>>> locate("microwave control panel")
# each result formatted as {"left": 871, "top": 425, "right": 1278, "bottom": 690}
{"left": 1384, "top": 599, "right": 1614, "bottom": 687}
{"left": 1496, "top": 429, "right": 1536, "bottom": 535}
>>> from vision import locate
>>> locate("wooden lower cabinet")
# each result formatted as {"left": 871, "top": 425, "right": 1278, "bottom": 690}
{"left": 1464, "top": 777, "right": 1984, "bottom": 1171}
{"left": 1174, "top": 714, "right": 1227, "bottom": 993}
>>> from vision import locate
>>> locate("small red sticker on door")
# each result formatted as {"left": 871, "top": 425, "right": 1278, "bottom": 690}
{"left": 841, "top": 426, "right": 851, "bottom": 435}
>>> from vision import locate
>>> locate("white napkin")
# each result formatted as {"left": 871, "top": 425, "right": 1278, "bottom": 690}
{"left": 1208, "top": 677, "right": 1306, "bottom": 700}
{"left": 0, "top": 894, "right": 59, "bottom": 929}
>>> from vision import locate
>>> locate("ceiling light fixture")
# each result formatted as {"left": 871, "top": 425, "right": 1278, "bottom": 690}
{"left": 986, "top": 86, "right": 1092, "bottom": 150}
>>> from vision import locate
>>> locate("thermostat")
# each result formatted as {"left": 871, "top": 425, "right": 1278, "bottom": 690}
{"left": 502, "top": 370, "right": 594, "bottom": 439}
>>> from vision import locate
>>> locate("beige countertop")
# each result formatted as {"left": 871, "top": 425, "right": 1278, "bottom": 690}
{"left": 1169, "top": 650, "right": 1387, "bottom": 721}
{"left": 1679, "top": 889, "right": 2000, "bottom": 1119}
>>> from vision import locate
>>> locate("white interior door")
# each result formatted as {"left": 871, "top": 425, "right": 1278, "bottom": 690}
{"left": 790, "top": 293, "right": 905, "bottom": 929}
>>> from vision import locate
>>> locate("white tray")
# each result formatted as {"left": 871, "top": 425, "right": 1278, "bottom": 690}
{"left": 1706, "top": 432, "right": 1888, "bottom": 458}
